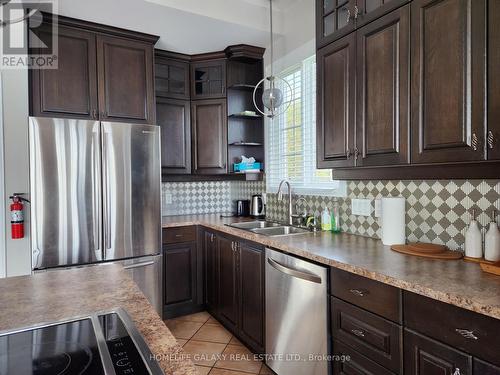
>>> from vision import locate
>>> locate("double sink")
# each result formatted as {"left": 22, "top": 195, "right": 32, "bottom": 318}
{"left": 228, "top": 221, "right": 311, "bottom": 237}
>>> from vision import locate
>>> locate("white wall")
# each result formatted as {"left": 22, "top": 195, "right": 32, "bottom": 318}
{"left": 0, "top": 19, "right": 31, "bottom": 277}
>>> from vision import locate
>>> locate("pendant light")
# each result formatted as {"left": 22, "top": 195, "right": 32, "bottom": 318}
{"left": 253, "top": 0, "right": 292, "bottom": 119}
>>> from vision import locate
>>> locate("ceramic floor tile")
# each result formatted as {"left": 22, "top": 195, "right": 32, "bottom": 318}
{"left": 192, "top": 323, "right": 232, "bottom": 344}
{"left": 176, "top": 338, "right": 188, "bottom": 347}
{"left": 183, "top": 340, "right": 227, "bottom": 367}
{"left": 259, "top": 364, "right": 274, "bottom": 374}
{"left": 214, "top": 344, "right": 262, "bottom": 374}
{"left": 165, "top": 320, "right": 204, "bottom": 340}
{"left": 196, "top": 365, "right": 212, "bottom": 375}
{"left": 207, "top": 316, "right": 220, "bottom": 324}
{"left": 209, "top": 368, "right": 255, "bottom": 375}
{"left": 174, "top": 311, "right": 211, "bottom": 323}
{"left": 228, "top": 336, "right": 243, "bottom": 346}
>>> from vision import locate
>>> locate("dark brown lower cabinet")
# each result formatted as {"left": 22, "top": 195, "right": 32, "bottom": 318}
{"left": 218, "top": 236, "right": 239, "bottom": 331}
{"left": 239, "top": 242, "right": 264, "bottom": 353}
{"left": 474, "top": 359, "right": 500, "bottom": 375}
{"left": 404, "top": 329, "right": 472, "bottom": 375}
{"left": 163, "top": 241, "right": 199, "bottom": 318}
{"left": 332, "top": 339, "right": 395, "bottom": 375}
{"left": 203, "top": 230, "right": 264, "bottom": 353}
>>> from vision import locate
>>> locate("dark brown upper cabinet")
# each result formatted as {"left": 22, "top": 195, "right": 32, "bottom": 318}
{"left": 97, "top": 35, "right": 155, "bottom": 124}
{"left": 316, "top": 0, "right": 409, "bottom": 48}
{"left": 30, "top": 25, "right": 98, "bottom": 120}
{"left": 317, "top": 32, "right": 356, "bottom": 168}
{"left": 191, "top": 99, "right": 228, "bottom": 175}
{"left": 355, "top": 4, "right": 409, "bottom": 167}
{"left": 156, "top": 98, "right": 191, "bottom": 174}
{"left": 488, "top": 0, "right": 500, "bottom": 160}
{"left": 410, "top": 0, "right": 486, "bottom": 164}
{"left": 155, "top": 51, "right": 190, "bottom": 100}
{"left": 29, "top": 14, "right": 158, "bottom": 124}
{"left": 191, "top": 59, "right": 227, "bottom": 99}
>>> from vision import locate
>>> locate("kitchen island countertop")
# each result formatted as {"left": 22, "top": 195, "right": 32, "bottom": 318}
{"left": 163, "top": 214, "right": 500, "bottom": 321}
{"left": 0, "top": 263, "right": 197, "bottom": 375}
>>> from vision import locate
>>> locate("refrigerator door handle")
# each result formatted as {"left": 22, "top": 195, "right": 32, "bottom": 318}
{"left": 93, "top": 125, "right": 103, "bottom": 261}
{"left": 102, "top": 130, "right": 111, "bottom": 254}
{"left": 123, "top": 260, "right": 156, "bottom": 270}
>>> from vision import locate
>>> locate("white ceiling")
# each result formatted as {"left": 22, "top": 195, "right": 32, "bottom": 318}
{"left": 56, "top": 0, "right": 297, "bottom": 54}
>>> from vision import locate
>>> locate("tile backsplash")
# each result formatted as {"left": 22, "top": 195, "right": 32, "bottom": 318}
{"left": 266, "top": 180, "right": 500, "bottom": 251}
{"left": 162, "top": 180, "right": 265, "bottom": 216}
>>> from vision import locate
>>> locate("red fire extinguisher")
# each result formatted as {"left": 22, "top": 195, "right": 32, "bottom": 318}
{"left": 10, "top": 194, "right": 29, "bottom": 240}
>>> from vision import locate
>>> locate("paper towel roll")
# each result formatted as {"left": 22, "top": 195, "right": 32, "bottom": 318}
{"left": 381, "top": 197, "right": 406, "bottom": 246}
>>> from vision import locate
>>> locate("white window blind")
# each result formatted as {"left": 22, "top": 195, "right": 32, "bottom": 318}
{"left": 266, "top": 56, "right": 346, "bottom": 196}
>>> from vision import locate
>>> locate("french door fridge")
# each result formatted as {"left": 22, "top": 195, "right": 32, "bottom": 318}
{"left": 29, "top": 117, "right": 162, "bottom": 313}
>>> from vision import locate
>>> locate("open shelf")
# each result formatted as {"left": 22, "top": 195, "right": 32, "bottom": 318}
{"left": 229, "top": 142, "right": 263, "bottom": 146}
{"left": 228, "top": 84, "right": 260, "bottom": 91}
{"left": 229, "top": 114, "right": 262, "bottom": 119}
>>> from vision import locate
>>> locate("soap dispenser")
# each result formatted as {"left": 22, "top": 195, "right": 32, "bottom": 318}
{"left": 485, "top": 210, "right": 500, "bottom": 262}
{"left": 465, "top": 209, "right": 483, "bottom": 259}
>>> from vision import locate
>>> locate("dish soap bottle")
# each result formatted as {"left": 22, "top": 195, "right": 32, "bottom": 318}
{"left": 485, "top": 210, "right": 500, "bottom": 262}
{"left": 465, "top": 209, "right": 483, "bottom": 259}
{"left": 321, "top": 208, "right": 331, "bottom": 231}
{"left": 331, "top": 198, "right": 341, "bottom": 233}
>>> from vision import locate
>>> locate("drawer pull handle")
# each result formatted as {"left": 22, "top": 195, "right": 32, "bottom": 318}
{"left": 453, "top": 368, "right": 461, "bottom": 375}
{"left": 455, "top": 329, "right": 478, "bottom": 340}
{"left": 351, "top": 329, "right": 365, "bottom": 338}
{"left": 175, "top": 234, "right": 183, "bottom": 238}
{"left": 349, "top": 289, "right": 368, "bottom": 297}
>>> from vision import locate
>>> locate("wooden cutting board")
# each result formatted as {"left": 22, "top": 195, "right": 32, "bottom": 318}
{"left": 480, "top": 261, "right": 500, "bottom": 276}
{"left": 391, "top": 243, "right": 463, "bottom": 260}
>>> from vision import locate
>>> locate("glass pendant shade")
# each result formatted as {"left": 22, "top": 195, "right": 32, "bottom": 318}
{"left": 262, "top": 86, "right": 284, "bottom": 113}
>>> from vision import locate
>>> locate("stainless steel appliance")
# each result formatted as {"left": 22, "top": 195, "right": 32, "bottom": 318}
{"left": 29, "top": 117, "right": 162, "bottom": 314}
{"left": 250, "top": 194, "right": 265, "bottom": 218}
{"left": 0, "top": 308, "right": 164, "bottom": 374}
{"left": 265, "top": 248, "right": 328, "bottom": 375}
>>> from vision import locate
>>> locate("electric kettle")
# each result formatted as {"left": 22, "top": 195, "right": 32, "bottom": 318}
{"left": 250, "top": 195, "right": 265, "bottom": 218}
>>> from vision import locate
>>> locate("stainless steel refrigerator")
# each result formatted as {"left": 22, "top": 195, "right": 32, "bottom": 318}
{"left": 29, "top": 117, "right": 162, "bottom": 315}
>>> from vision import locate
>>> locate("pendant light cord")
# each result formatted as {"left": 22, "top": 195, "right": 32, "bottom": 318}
{"left": 269, "top": 0, "right": 274, "bottom": 77}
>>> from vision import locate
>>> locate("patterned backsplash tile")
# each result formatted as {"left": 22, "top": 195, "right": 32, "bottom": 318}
{"left": 266, "top": 180, "right": 500, "bottom": 251}
{"left": 162, "top": 180, "right": 265, "bottom": 216}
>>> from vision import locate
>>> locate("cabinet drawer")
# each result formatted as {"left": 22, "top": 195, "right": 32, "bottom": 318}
{"left": 404, "top": 291, "right": 500, "bottom": 367}
{"left": 332, "top": 339, "right": 396, "bottom": 375}
{"left": 404, "top": 329, "right": 472, "bottom": 375}
{"left": 331, "top": 268, "right": 401, "bottom": 323}
{"left": 331, "top": 297, "right": 402, "bottom": 373}
{"left": 163, "top": 226, "right": 197, "bottom": 244}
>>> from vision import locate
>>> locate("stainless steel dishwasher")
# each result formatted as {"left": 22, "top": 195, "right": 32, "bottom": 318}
{"left": 265, "top": 248, "right": 328, "bottom": 375}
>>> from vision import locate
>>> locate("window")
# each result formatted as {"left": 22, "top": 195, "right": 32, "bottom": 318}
{"left": 266, "top": 56, "right": 346, "bottom": 196}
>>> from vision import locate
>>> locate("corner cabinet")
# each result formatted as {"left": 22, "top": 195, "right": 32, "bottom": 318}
{"left": 191, "top": 59, "right": 227, "bottom": 99}
{"left": 317, "top": 5, "right": 409, "bottom": 169}
{"left": 30, "top": 14, "right": 158, "bottom": 124}
{"left": 192, "top": 99, "right": 228, "bottom": 175}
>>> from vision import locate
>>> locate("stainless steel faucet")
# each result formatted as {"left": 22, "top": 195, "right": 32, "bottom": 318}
{"left": 277, "top": 179, "right": 293, "bottom": 225}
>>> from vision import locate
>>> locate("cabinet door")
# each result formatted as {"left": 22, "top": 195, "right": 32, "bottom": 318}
{"left": 474, "top": 359, "right": 500, "bottom": 375}
{"left": 191, "top": 60, "right": 226, "bottom": 99}
{"left": 192, "top": 99, "right": 228, "bottom": 174}
{"left": 404, "top": 330, "right": 472, "bottom": 375}
{"left": 332, "top": 339, "right": 395, "bottom": 375}
{"left": 410, "top": 0, "right": 486, "bottom": 164}
{"left": 163, "top": 242, "right": 197, "bottom": 318}
{"left": 155, "top": 57, "right": 190, "bottom": 100}
{"left": 204, "top": 231, "right": 219, "bottom": 314}
{"left": 157, "top": 98, "right": 191, "bottom": 174}
{"left": 218, "top": 236, "right": 238, "bottom": 331}
{"left": 316, "top": 0, "right": 356, "bottom": 48}
{"left": 355, "top": 5, "right": 409, "bottom": 166}
{"left": 239, "top": 242, "right": 264, "bottom": 353}
{"left": 97, "top": 35, "right": 155, "bottom": 124}
{"left": 355, "top": 0, "right": 409, "bottom": 28}
{"left": 488, "top": 0, "right": 500, "bottom": 160}
{"left": 317, "top": 33, "right": 356, "bottom": 168}
{"left": 30, "top": 25, "right": 98, "bottom": 120}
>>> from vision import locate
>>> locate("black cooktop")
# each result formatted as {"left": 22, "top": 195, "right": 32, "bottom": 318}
{"left": 0, "top": 309, "right": 163, "bottom": 375}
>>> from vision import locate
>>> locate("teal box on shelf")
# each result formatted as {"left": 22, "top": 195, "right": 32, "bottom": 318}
{"left": 233, "top": 162, "right": 262, "bottom": 172}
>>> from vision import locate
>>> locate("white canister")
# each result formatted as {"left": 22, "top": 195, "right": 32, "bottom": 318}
{"left": 465, "top": 210, "right": 483, "bottom": 259}
{"left": 381, "top": 197, "right": 406, "bottom": 246}
{"left": 485, "top": 211, "right": 500, "bottom": 262}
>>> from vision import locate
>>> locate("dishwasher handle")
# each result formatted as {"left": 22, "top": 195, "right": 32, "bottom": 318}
{"left": 267, "top": 257, "right": 322, "bottom": 284}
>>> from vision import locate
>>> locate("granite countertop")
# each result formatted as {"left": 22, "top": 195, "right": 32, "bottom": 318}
{"left": 0, "top": 263, "right": 196, "bottom": 375}
{"left": 163, "top": 214, "right": 500, "bottom": 321}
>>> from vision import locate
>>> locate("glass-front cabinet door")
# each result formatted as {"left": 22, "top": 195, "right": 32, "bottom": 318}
{"left": 317, "top": 0, "right": 356, "bottom": 48}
